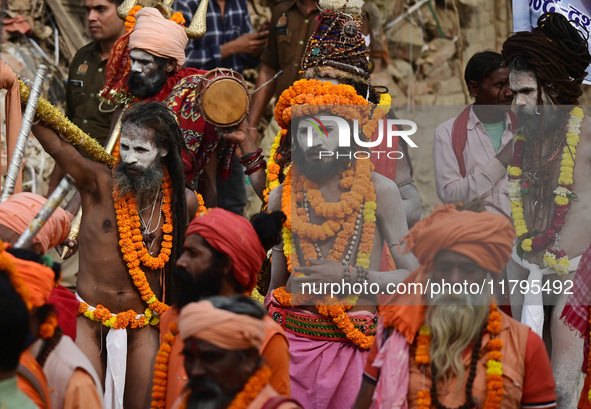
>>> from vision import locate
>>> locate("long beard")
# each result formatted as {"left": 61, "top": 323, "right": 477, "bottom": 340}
{"left": 425, "top": 291, "right": 489, "bottom": 388}
{"left": 127, "top": 69, "right": 168, "bottom": 99}
{"left": 174, "top": 266, "right": 223, "bottom": 309}
{"left": 185, "top": 378, "right": 233, "bottom": 409}
{"left": 516, "top": 106, "right": 568, "bottom": 139}
{"left": 292, "top": 144, "right": 353, "bottom": 183}
{"left": 113, "top": 161, "right": 164, "bottom": 205}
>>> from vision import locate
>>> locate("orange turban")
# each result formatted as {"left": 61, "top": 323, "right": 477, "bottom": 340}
{"left": 178, "top": 300, "right": 265, "bottom": 350}
{"left": 4, "top": 250, "right": 55, "bottom": 308}
{"left": 129, "top": 8, "right": 188, "bottom": 70}
{"left": 404, "top": 204, "right": 515, "bottom": 279}
{"left": 186, "top": 208, "right": 266, "bottom": 293}
{"left": 381, "top": 204, "right": 515, "bottom": 342}
{"left": 0, "top": 193, "right": 73, "bottom": 253}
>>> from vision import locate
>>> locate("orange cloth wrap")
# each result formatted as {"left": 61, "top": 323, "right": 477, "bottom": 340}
{"left": 404, "top": 204, "right": 515, "bottom": 280}
{"left": 178, "top": 300, "right": 265, "bottom": 349}
{"left": 381, "top": 204, "right": 515, "bottom": 342}
{"left": 0, "top": 61, "right": 24, "bottom": 194}
{"left": 129, "top": 8, "right": 188, "bottom": 70}
{"left": 5, "top": 250, "right": 55, "bottom": 307}
{"left": 0, "top": 192, "right": 73, "bottom": 253}
{"left": 186, "top": 208, "right": 266, "bottom": 293}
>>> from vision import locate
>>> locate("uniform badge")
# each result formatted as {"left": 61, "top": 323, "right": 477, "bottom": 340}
{"left": 76, "top": 62, "right": 89, "bottom": 75}
{"left": 277, "top": 12, "right": 288, "bottom": 28}
{"left": 276, "top": 12, "right": 288, "bottom": 35}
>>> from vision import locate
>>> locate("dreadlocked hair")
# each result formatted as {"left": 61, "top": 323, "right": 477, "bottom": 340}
{"left": 120, "top": 101, "right": 189, "bottom": 302}
{"left": 502, "top": 12, "right": 591, "bottom": 105}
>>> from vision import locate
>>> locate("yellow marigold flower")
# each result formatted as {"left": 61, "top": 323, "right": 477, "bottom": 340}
{"left": 521, "top": 238, "right": 532, "bottom": 252}
{"left": 507, "top": 166, "right": 522, "bottom": 177}
{"left": 558, "top": 257, "right": 570, "bottom": 267}
{"left": 571, "top": 107, "right": 584, "bottom": 118}
{"left": 554, "top": 196, "right": 569, "bottom": 206}
{"left": 486, "top": 360, "right": 503, "bottom": 376}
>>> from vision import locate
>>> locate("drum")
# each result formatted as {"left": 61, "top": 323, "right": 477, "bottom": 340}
{"left": 196, "top": 68, "right": 249, "bottom": 127}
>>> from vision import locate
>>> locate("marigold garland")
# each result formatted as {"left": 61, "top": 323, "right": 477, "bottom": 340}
{"left": 125, "top": 6, "right": 186, "bottom": 32}
{"left": 193, "top": 191, "right": 208, "bottom": 217}
{"left": 179, "top": 365, "right": 272, "bottom": 409}
{"left": 274, "top": 79, "right": 371, "bottom": 131}
{"left": 39, "top": 312, "right": 58, "bottom": 339}
{"left": 78, "top": 302, "right": 159, "bottom": 329}
{"left": 112, "top": 167, "right": 174, "bottom": 316}
{"left": 150, "top": 322, "right": 178, "bottom": 409}
{"left": 263, "top": 131, "right": 284, "bottom": 204}
{"left": 275, "top": 157, "right": 377, "bottom": 349}
{"left": 415, "top": 303, "right": 503, "bottom": 409}
{"left": 125, "top": 5, "right": 143, "bottom": 31}
{"left": 508, "top": 107, "right": 582, "bottom": 275}
{"left": 270, "top": 80, "right": 393, "bottom": 350}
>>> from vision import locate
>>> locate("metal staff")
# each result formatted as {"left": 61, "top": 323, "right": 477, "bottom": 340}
{"left": 13, "top": 175, "right": 75, "bottom": 249}
{"left": 60, "top": 112, "right": 124, "bottom": 259}
{"left": 1, "top": 64, "right": 48, "bottom": 202}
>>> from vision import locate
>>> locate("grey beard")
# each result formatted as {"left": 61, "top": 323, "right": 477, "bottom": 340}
{"left": 127, "top": 69, "right": 168, "bottom": 99}
{"left": 113, "top": 161, "right": 164, "bottom": 205}
{"left": 292, "top": 145, "right": 353, "bottom": 183}
{"left": 186, "top": 379, "right": 234, "bottom": 409}
{"left": 517, "top": 107, "right": 568, "bottom": 139}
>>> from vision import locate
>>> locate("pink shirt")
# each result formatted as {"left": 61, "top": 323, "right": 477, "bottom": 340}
{"left": 433, "top": 106, "right": 515, "bottom": 215}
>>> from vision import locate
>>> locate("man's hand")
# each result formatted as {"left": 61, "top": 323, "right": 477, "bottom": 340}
{"left": 293, "top": 258, "right": 347, "bottom": 284}
{"left": 222, "top": 31, "right": 269, "bottom": 59}
{"left": 495, "top": 139, "right": 514, "bottom": 167}
{"left": 217, "top": 119, "right": 251, "bottom": 145}
{"left": 56, "top": 238, "right": 78, "bottom": 260}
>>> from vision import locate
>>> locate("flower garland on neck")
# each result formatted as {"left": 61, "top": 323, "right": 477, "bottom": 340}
{"left": 112, "top": 167, "right": 173, "bottom": 316}
{"left": 274, "top": 157, "right": 377, "bottom": 350}
{"left": 178, "top": 366, "right": 272, "bottom": 409}
{"left": 415, "top": 303, "right": 503, "bottom": 409}
{"left": 507, "top": 107, "right": 582, "bottom": 274}
{"left": 269, "top": 81, "right": 392, "bottom": 349}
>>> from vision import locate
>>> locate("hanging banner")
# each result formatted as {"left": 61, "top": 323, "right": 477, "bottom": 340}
{"left": 512, "top": 0, "right": 591, "bottom": 84}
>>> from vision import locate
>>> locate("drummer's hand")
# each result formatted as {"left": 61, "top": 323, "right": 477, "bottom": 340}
{"left": 217, "top": 120, "right": 251, "bottom": 145}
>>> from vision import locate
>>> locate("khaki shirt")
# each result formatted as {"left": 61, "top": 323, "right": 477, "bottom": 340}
{"left": 261, "top": 0, "right": 320, "bottom": 99}
{"left": 66, "top": 42, "right": 117, "bottom": 146}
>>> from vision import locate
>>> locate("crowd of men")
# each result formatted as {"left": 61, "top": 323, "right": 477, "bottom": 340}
{"left": 1, "top": 0, "right": 591, "bottom": 408}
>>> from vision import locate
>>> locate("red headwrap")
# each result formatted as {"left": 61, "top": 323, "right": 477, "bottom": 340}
{"left": 381, "top": 204, "right": 515, "bottom": 342}
{"left": 185, "top": 208, "right": 266, "bottom": 293}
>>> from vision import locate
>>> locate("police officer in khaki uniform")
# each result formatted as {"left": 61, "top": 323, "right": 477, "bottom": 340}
{"left": 65, "top": 0, "right": 126, "bottom": 145}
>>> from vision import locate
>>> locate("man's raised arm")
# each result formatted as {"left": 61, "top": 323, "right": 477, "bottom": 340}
{"left": 32, "top": 124, "right": 100, "bottom": 193}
